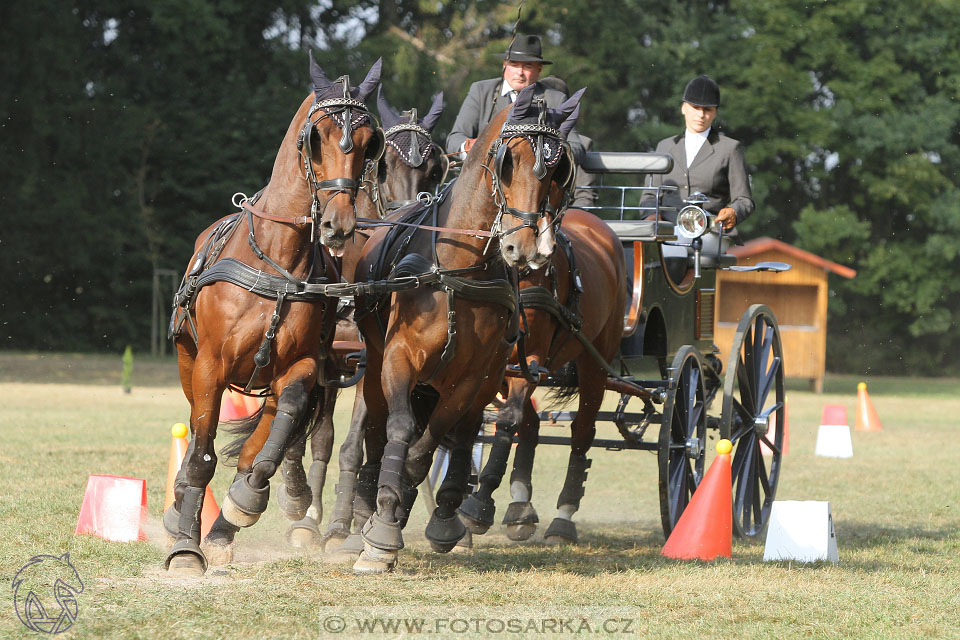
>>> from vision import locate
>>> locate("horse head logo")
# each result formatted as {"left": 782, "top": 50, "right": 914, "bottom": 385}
{"left": 12, "top": 553, "right": 84, "bottom": 634}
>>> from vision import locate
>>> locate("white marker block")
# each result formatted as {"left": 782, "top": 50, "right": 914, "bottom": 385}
{"left": 814, "top": 424, "right": 853, "bottom": 458}
{"left": 763, "top": 500, "right": 838, "bottom": 563}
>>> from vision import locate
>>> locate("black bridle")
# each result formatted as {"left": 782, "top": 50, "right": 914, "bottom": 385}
{"left": 296, "top": 75, "right": 385, "bottom": 233}
{"left": 362, "top": 114, "right": 450, "bottom": 218}
{"left": 483, "top": 105, "right": 576, "bottom": 243}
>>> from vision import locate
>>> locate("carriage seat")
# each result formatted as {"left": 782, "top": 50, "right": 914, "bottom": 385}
{"left": 606, "top": 219, "right": 674, "bottom": 241}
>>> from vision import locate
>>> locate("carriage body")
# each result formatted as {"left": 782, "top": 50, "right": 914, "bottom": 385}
{"left": 523, "top": 151, "right": 788, "bottom": 540}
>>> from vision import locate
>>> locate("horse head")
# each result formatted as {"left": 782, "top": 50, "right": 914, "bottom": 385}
{"left": 303, "top": 53, "right": 385, "bottom": 256}
{"left": 489, "top": 84, "right": 584, "bottom": 269}
{"left": 375, "top": 88, "right": 448, "bottom": 213}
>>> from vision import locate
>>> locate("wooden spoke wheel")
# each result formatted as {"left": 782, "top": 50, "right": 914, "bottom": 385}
{"left": 658, "top": 345, "right": 707, "bottom": 538}
{"left": 720, "top": 304, "right": 785, "bottom": 540}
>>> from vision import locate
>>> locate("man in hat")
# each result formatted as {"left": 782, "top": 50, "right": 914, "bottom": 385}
{"left": 643, "top": 75, "right": 754, "bottom": 233}
{"left": 446, "top": 34, "right": 584, "bottom": 160}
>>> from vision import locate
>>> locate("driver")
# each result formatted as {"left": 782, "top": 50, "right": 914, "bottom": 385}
{"left": 446, "top": 34, "right": 585, "bottom": 162}
{"left": 642, "top": 75, "right": 754, "bottom": 235}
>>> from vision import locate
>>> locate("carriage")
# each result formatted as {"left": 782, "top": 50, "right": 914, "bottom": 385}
{"left": 468, "top": 149, "right": 791, "bottom": 541}
{"left": 167, "top": 71, "right": 785, "bottom": 575}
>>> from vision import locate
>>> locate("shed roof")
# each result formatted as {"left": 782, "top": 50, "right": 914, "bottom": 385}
{"left": 729, "top": 237, "right": 857, "bottom": 278}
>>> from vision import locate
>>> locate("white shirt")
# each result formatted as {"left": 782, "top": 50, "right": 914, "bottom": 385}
{"left": 684, "top": 127, "right": 711, "bottom": 168}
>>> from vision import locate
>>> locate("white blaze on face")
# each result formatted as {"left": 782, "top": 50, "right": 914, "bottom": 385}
{"left": 531, "top": 215, "right": 556, "bottom": 269}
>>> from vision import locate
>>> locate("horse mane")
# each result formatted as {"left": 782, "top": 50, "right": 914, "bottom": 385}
{"left": 261, "top": 95, "right": 315, "bottom": 204}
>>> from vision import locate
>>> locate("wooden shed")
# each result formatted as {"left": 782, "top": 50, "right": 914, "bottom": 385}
{"left": 714, "top": 237, "right": 856, "bottom": 393}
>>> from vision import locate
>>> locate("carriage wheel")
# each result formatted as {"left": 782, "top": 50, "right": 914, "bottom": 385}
{"left": 720, "top": 304, "right": 785, "bottom": 540}
{"left": 657, "top": 345, "right": 707, "bottom": 538}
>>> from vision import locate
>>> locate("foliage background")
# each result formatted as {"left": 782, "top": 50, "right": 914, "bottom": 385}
{"left": 1, "top": 0, "right": 957, "bottom": 375}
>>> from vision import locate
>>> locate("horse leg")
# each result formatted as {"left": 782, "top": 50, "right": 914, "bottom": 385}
{"left": 165, "top": 363, "right": 223, "bottom": 576}
{"left": 222, "top": 361, "right": 319, "bottom": 530}
{"left": 420, "top": 415, "right": 481, "bottom": 553}
{"left": 321, "top": 378, "right": 367, "bottom": 553}
{"left": 544, "top": 360, "right": 604, "bottom": 545}
{"left": 503, "top": 389, "right": 542, "bottom": 541}
{"left": 353, "top": 352, "right": 419, "bottom": 574}
{"left": 198, "top": 396, "right": 275, "bottom": 565}
{"left": 163, "top": 341, "right": 197, "bottom": 542}
{"left": 460, "top": 377, "right": 532, "bottom": 535}
{"left": 283, "top": 382, "right": 333, "bottom": 548}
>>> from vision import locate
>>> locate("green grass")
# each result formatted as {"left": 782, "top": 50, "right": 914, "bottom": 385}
{"left": 1, "top": 353, "right": 958, "bottom": 638}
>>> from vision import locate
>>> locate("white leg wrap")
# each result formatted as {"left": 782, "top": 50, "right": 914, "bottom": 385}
{"left": 555, "top": 504, "right": 577, "bottom": 521}
{"left": 510, "top": 480, "right": 530, "bottom": 502}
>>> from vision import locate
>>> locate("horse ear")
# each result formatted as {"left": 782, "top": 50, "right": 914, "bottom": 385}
{"left": 558, "top": 103, "right": 580, "bottom": 140}
{"left": 508, "top": 84, "right": 537, "bottom": 122}
{"left": 377, "top": 85, "right": 403, "bottom": 129}
{"left": 553, "top": 88, "right": 585, "bottom": 139}
{"left": 309, "top": 50, "right": 334, "bottom": 98}
{"left": 355, "top": 58, "right": 382, "bottom": 102}
{"left": 549, "top": 87, "right": 585, "bottom": 125}
{"left": 420, "top": 92, "right": 444, "bottom": 131}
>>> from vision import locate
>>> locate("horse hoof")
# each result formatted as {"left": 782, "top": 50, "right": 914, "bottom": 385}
{"left": 221, "top": 493, "right": 261, "bottom": 528}
{"left": 287, "top": 519, "right": 321, "bottom": 549}
{"left": 506, "top": 522, "right": 537, "bottom": 541}
{"left": 327, "top": 533, "right": 364, "bottom": 563}
{"left": 165, "top": 539, "right": 207, "bottom": 576}
{"left": 457, "top": 512, "right": 491, "bottom": 536}
{"left": 322, "top": 533, "right": 349, "bottom": 554}
{"left": 166, "top": 553, "right": 206, "bottom": 577}
{"left": 277, "top": 484, "right": 312, "bottom": 522}
{"left": 457, "top": 494, "right": 494, "bottom": 534}
{"left": 451, "top": 529, "right": 474, "bottom": 554}
{"left": 429, "top": 539, "right": 458, "bottom": 553}
{"left": 352, "top": 544, "right": 398, "bottom": 575}
{"left": 200, "top": 540, "right": 234, "bottom": 566}
{"left": 543, "top": 517, "right": 578, "bottom": 545}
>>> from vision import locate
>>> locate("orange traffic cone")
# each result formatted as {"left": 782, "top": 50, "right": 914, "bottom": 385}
{"left": 219, "top": 388, "right": 262, "bottom": 421}
{"left": 661, "top": 439, "right": 732, "bottom": 561}
{"left": 855, "top": 382, "right": 883, "bottom": 431}
{"left": 761, "top": 395, "right": 789, "bottom": 456}
{"left": 164, "top": 423, "right": 220, "bottom": 537}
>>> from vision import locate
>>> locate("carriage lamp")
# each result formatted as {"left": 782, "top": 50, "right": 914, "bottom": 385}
{"left": 675, "top": 205, "right": 710, "bottom": 240}
{"left": 674, "top": 204, "right": 711, "bottom": 280}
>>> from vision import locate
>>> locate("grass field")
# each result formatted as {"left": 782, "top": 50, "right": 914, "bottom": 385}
{"left": 1, "top": 352, "right": 958, "bottom": 638}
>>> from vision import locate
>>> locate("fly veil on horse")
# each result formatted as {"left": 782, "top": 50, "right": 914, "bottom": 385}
{"left": 347, "top": 85, "right": 585, "bottom": 573}
{"left": 269, "top": 88, "right": 450, "bottom": 549}
{"left": 163, "top": 54, "right": 384, "bottom": 576}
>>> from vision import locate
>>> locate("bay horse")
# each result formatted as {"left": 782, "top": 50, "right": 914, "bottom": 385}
{"left": 272, "top": 88, "right": 450, "bottom": 548}
{"left": 163, "top": 54, "right": 383, "bottom": 576}
{"left": 348, "top": 85, "right": 585, "bottom": 573}
{"left": 457, "top": 207, "right": 627, "bottom": 545}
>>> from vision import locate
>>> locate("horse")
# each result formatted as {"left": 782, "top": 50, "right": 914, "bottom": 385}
{"left": 346, "top": 85, "right": 585, "bottom": 573}
{"left": 456, "top": 207, "right": 627, "bottom": 545}
{"left": 271, "top": 88, "right": 450, "bottom": 549}
{"left": 162, "top": 53, "right": 384, "bottom": 576}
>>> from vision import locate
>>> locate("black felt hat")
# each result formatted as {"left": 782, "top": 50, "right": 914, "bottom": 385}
{"left": 682, "top": 75, "right": 720, "bottom": 107}
{"left": 495, "top": 34, "right": 552, "bottom": 65}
